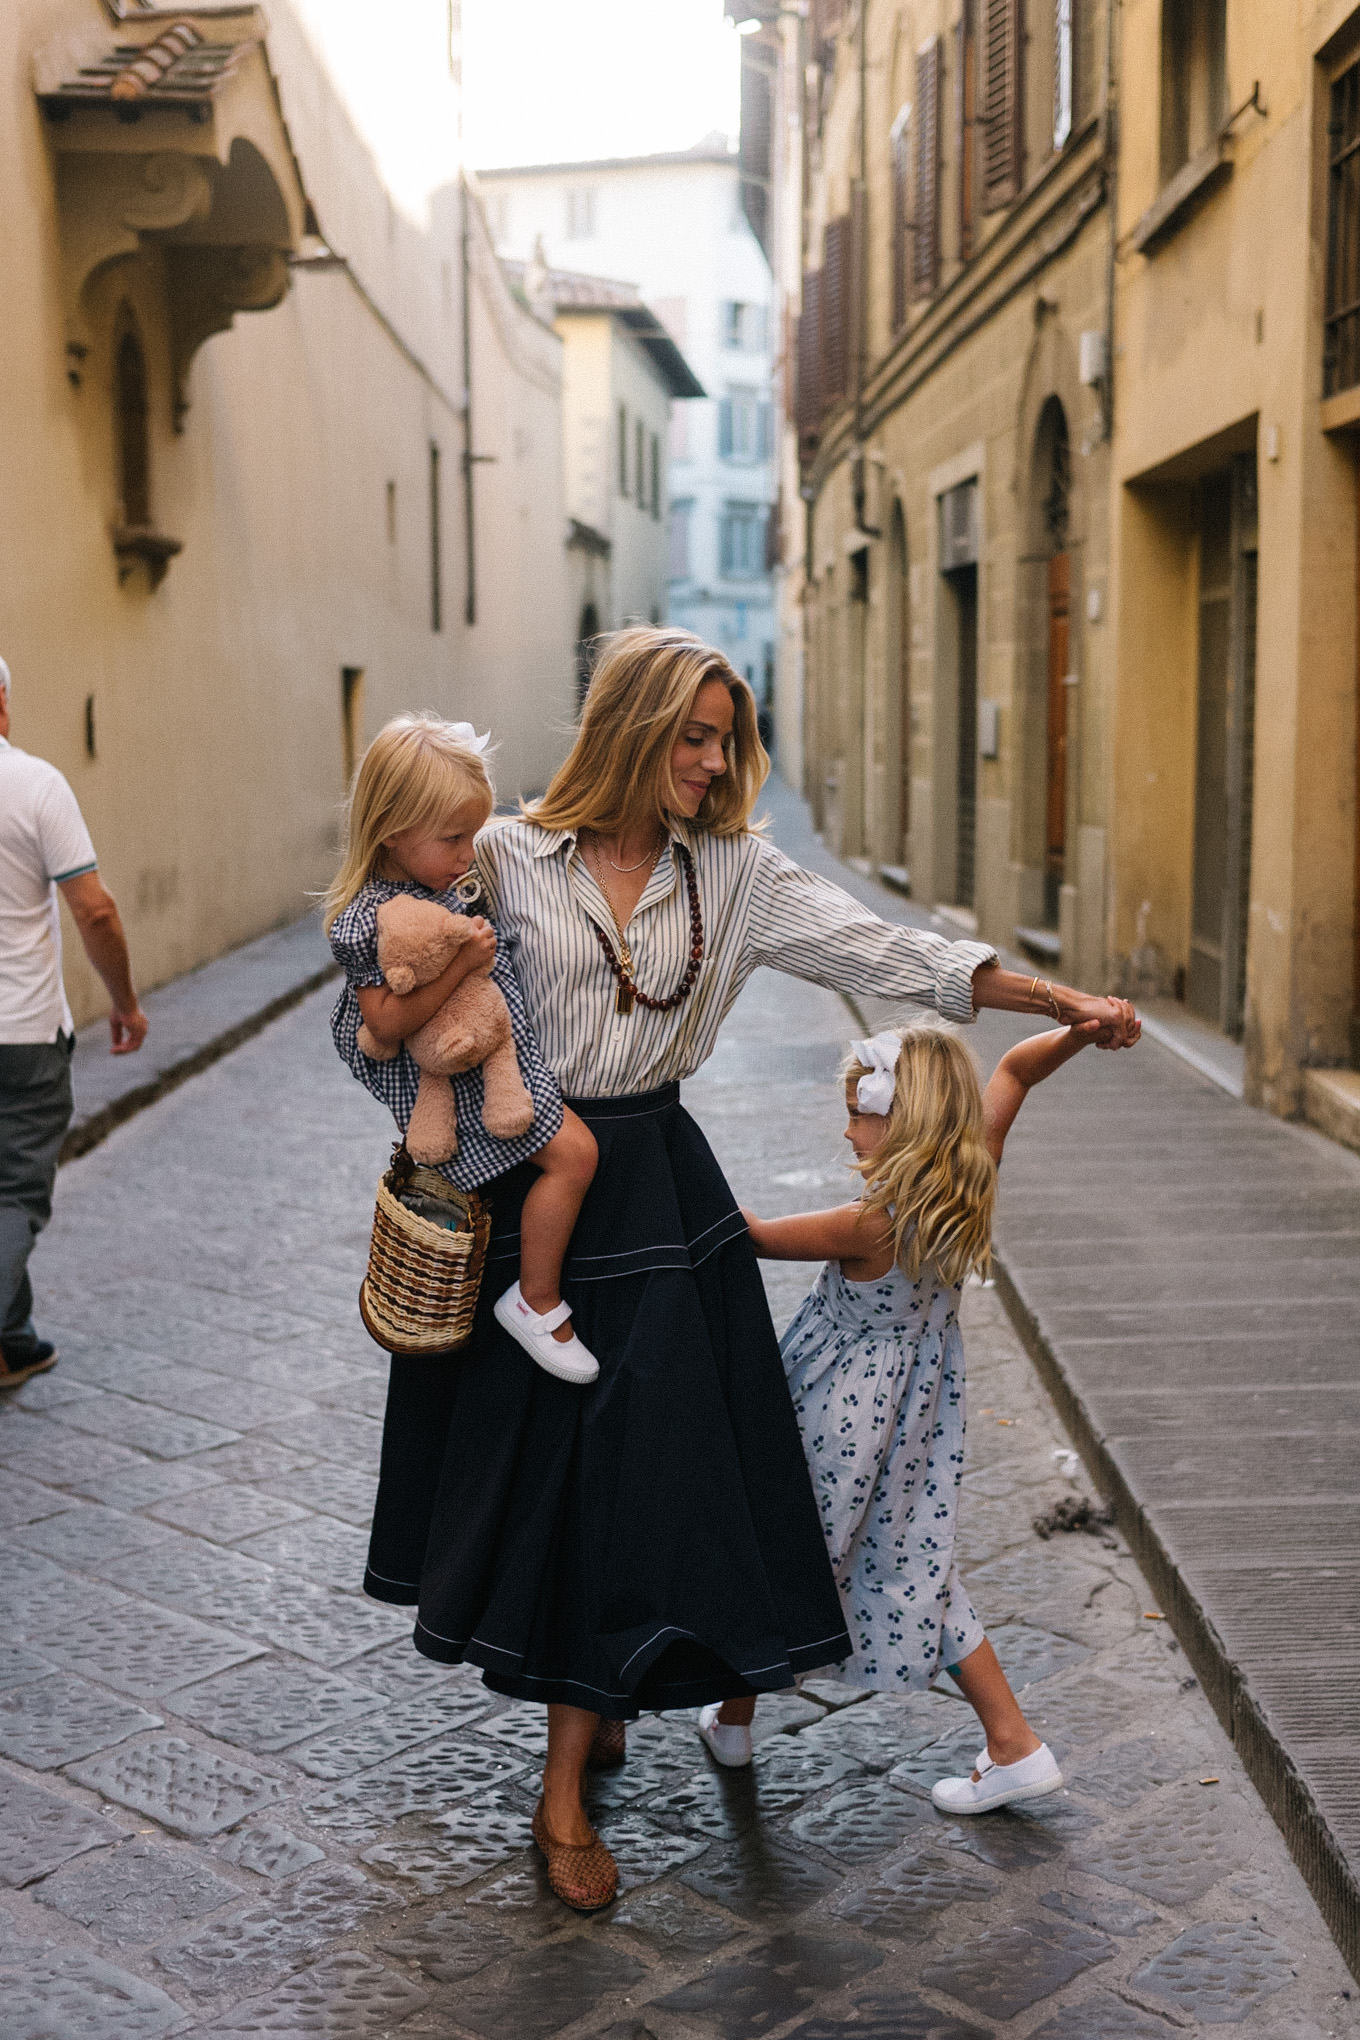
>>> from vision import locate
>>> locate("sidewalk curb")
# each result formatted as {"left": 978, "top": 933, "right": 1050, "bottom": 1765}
{"left": 992, "top": 1249, "right": 1360, "bottom": 1982}
{"left": 58, "top": 962, "right": 340, "bottom": 1168}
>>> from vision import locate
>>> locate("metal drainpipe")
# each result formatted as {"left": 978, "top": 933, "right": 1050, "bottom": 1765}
{"left": 460, "top": 170, "right": 477, "bottom": 626}
{"left": 856, "top": 0, "right": 869, "bottom": 438}
{"left": 1101, "top": 0, "right": 1119, "bottom": 444}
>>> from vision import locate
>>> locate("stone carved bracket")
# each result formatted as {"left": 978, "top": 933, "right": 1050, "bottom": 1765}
{"left": 58, "top": 149, "right": 213, "bottom": 365}
{"left": 165, "top": 243, "right": 290, "bottom": 428}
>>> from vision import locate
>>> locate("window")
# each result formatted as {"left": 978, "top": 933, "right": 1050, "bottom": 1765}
{"left": 341, "top": 667, "right": 365, "bottom": 789}
{"left": 1054, "top": 0, "right": 1074, "bottom": 149}
{"left": 649, "top": 433, "right": 660, "bottom": 518}
{"left": 913, "top": 40, "right": 942, "bottom": 299}
{"left": 565, "top": 187, "right": 596, "bottom": 239}
{"left": 720, "top": 501, "right": 766, "bottom": 579}
{"left": 617, "top": 404, "right": 629, "bottom": 495}
{"left": 981, "top": 0, "right": 1022, "bottom": 211}
{"left": 115, "top": 315, "right": 150, "bottom": 528}
{"left": 1159, "top": 0, "right": 1226, "bottom": 186}
{"left": 669, "top": 498, "right": 695, "bottom": 579}
{"left": 635, "top": 417, "right": 645, "bottom": 505}
{"left": 822, "top": 213, "right": 853, "bottom": 404}
{"left": 723, "top": 301, "right": 769, "bottom": 350}
{"left": 1326, "top": 56, "right": 1360, "bottom": 397}
{"left": 719, "top": 389, "right": 772, "bottom": 462}
{"left": 429, "top": 441, "right": 442, "bottom": 632}
{"left": 890, "top": 104, "right": 911, "bottom": 332}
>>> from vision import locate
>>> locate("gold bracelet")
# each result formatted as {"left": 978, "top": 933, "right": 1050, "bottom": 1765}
{"left": 1043, "top": 979, "right": 1062, "bottom": 1021}
{"left": 1029, "top": 975, "right": 1042, "bottom": 1012}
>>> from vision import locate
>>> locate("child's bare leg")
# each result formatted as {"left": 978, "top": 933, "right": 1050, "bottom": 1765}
{"left": 948, "top": 1637, "right": 1041, "bottom": 1773}
{"left": 518, "top": 1111, "right": 597, "bottom": 1342}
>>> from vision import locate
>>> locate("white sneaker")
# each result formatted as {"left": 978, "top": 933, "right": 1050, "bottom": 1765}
{"left": 698, "top": 1702, "right": 753, "bottom": 1768}
{"left": 493, "top": 1284, "right": 599, "bottom": 1385}
{"left": 931, "top": 1741, "right": 1063, "bottom": 1814}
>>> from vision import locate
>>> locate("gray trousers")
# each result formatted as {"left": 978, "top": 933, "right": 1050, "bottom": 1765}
{"left": 0, "top": 1036, "right": 74, "bottom": 1345}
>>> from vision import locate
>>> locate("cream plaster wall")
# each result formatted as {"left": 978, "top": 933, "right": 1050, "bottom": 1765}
{"left": 1, "top": 1, "right": 572, "bottom": 1029}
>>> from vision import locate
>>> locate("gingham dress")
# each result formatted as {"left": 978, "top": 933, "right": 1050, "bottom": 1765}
{"left": 780, "top": 1256, "right": 986, "bottom": 1691}
{"left": 329, "top": 877, "right": 563, "bottom": 1191}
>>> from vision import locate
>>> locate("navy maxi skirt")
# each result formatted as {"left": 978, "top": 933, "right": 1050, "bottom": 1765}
{"left": 362, "top": 1083, "right": 851, "bottom": 1717}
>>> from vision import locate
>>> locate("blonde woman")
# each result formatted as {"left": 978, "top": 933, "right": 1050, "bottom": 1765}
{"left": 742, "top": 1018, "right": 1102, "bottom": 1813}
{"left": 364, "top": 628, "right": 1139, "bottom": 1911}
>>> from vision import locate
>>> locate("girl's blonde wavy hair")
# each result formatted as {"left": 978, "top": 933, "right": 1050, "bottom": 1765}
{"left": 323, "top": 715, "right": 494, "bottom": 932}
{"left": 848, "top": 1018, "right": 996, "bottom": 1287}
{"left": 528, "top": 625, "right": 768, "bottom": 839}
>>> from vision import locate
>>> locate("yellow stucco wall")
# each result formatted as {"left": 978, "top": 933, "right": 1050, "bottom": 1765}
{"left": 1110, "top": 0, "right": 1360, "bottom": 1106}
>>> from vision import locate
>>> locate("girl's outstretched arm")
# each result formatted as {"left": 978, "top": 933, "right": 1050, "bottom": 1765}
{"left": 741, "top": 1202, "right": 893, "bottom": 1269}
{"left": 983, "top": 1020, "right": 1102, "bottom": 1164}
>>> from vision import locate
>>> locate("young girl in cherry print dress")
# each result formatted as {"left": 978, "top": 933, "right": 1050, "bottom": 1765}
{"left": 713, "top": 1015, "right": 1103, "bottom": 1814}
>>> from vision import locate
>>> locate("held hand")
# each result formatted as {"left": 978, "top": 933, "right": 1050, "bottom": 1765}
{"left": 109, "top": 1005, "right": 149, "bottom": 1054}
{"left": 1059, "top": 991, "right": 1139, "bottom": 1049}
{"left": 461, "top": 917, "right": 498, "bottom": 973}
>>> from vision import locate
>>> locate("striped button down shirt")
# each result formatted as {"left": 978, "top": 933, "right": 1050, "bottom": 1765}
{"left": 475, "top": 817, "right": 998, "bottom": 1102}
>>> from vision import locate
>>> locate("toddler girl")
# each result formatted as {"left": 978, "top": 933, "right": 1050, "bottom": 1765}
{"left": 704, "top": 1014, "right": 1101, "bottom": 1812}
{"left": 325, "top": 714, "right": 599, "bottom": 1383}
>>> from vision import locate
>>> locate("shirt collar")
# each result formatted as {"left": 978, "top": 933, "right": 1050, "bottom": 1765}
{"left": 530, "top": 817, "right": 694, "bottom": 859}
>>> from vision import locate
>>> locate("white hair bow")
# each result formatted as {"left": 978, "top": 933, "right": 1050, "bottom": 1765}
{"left": 851, "top": 1030, "right": 903, "bottom": 1115}
{"left": 450, "top": 722, "right": 491, "bottom": 753}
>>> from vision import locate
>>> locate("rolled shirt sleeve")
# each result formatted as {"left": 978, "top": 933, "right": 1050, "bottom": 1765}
{"left": 745, "top": 843, "right": 998, "bottom": 1024}
{"left": 36, "top": 771, "right": 97, "bottom": 884}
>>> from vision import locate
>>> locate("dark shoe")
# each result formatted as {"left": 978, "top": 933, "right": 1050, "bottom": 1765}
{"left": 0, "top": 1338, "right": 58, "bottom": 1390}
{"left": 531, "top": 1798, "right": 618, "bottom": 1910}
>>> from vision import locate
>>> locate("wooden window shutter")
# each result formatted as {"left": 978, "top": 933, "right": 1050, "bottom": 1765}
{"left": 913, "top": 40, "right": 942, "bottom": 298}
{"left": 822, "top": 213, "right": 852, "bottom": 405}
{"left": 981, "top": 0, "right": 1021, "bottom": 211}
{"left": 956, "top": 0, "right": 977, "bottom": 258}
{"left": 890, "top": 106, "right": 911, "bottom": 331}
{"left": 796, "top": 271, "right": 824, "bottom": 429}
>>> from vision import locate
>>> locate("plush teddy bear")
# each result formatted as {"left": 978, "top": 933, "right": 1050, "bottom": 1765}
{"left": 356, "top": 893, "right": 534, "bottom": 1166}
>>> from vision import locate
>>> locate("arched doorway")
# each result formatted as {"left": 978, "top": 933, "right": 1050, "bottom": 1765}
{"left": 884, "top": 498, "right": 910, "bottom": 876}
{"left": 1035, "top": 398, "right": 1071, "bottom": 929}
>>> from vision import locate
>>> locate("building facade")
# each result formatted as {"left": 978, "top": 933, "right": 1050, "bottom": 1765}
{"left": 755, "top": 0, "right": 1115, "bottom": 998}
{"left": 1107, "top": 0, "right": 1360, "bottom": 1130}
{"left": 502, "top": 258, "right": 705, "bottom": 687}
{"left": 479, "top": 143, "right": 779, "bottom": 715}
{"left": 4, "top": 0, "right": 573, "bottom": 1028}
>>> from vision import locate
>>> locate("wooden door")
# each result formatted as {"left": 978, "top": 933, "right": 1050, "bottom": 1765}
{"left": 1045, "top": 552, "right": 1070, "bottom": 924}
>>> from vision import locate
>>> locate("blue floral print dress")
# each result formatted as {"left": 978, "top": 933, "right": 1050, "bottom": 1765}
{"left": 779, "top": 1256, "right": 986, "bottom": 1691}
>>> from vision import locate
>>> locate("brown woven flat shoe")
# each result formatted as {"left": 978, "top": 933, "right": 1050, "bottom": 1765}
{"left": 531, "top": 1798, "right": 618, "bottom": 1911}
{"left": 587, "top": 1717, "right": 626, "bottom": 1769}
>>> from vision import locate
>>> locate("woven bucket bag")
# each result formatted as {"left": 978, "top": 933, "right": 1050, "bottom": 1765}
{"left": 359, "top": 1146, "right": 491, "bottom": 1355}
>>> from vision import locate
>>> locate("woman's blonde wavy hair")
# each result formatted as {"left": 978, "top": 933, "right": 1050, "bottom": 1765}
{"left": 528, "top": 626, "right": 769, "bottom": 838}
{"left": 848, "top": 1018, "right": 996, "bottom": 1287}
{"left": 322, "top": 715, "right": 494, "bottom": 932}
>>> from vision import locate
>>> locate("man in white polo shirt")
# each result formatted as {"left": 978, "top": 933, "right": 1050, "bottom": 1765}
{"left": 0, "top": 656, "right": 147, "bottom": 1388}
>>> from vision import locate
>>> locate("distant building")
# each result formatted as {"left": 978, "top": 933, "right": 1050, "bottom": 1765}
{"left": 479, "top": 140, "right": 778, "bottom": 721}
{"left": 3, "top": 1, "right": 573, "bottom": 1025}
{"left": 502, "top": 256, "right": 704, "bottom": 695}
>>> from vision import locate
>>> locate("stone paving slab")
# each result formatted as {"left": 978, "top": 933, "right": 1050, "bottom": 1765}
{"left": 0, "top": 839, "right": 1353, "bottom": 2033}
{"left": 65, "top": 912, "right": 337, "bottom": 1164}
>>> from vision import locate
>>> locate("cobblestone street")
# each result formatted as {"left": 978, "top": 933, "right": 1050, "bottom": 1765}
{"left": 1, "top": 964, "right": 1356, "bottom": 2037}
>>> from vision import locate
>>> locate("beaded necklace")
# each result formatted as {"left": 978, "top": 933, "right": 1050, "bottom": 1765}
{"left": 587, "top": 841, "right": 704, "bottom": 1017}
